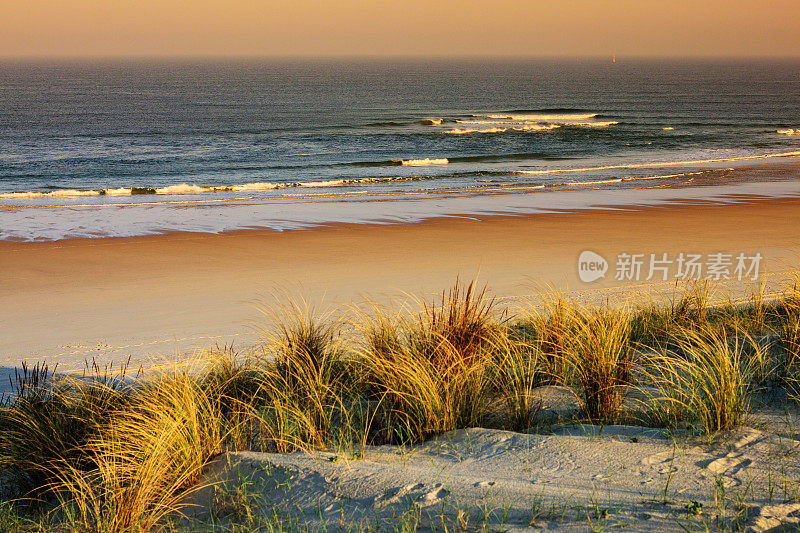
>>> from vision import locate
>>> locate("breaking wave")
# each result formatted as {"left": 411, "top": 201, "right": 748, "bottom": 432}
{"left": 778, "top": 128, "right": 799, "bottom": 136}
{"left": 446, "top": 127, "right": 511, "bottom": 135}
{"left": 401, "top": 158, "right": 449, "bottom": 166}
{"left": 0, "top": 175, "right": 444, "bottom": 199}
{"left": 446, "top": 124, "right": 574, "bottom": 135}
{"left": 478, "top": 112, "right": 599, "bottom": 121}
{"left": 514, "top": 150, "right": 800, "bottom": 176}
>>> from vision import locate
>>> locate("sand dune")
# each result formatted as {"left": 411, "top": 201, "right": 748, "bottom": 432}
{"left": 188, "top": 422, "right": 800, "bottom": 531}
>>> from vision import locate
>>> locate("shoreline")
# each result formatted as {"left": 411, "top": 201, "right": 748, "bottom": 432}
{"left": 2, "top": 159, "right": 800, "bottom": 242}
{"left": 3, "top": 191, "right": 800, "bottom": 370}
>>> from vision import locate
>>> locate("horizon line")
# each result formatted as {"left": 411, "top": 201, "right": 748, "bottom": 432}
{"left": 2, "top": 53, "right": 800, "bottom": 62}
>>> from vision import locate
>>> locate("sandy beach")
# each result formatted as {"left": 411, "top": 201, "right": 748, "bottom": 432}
{"left": 3, "top": 183, "right": 800, "bottom": 372}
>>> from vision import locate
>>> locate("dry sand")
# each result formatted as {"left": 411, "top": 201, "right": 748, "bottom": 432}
{"left": 2, "top": 193, "right": 800, "bottom": 375}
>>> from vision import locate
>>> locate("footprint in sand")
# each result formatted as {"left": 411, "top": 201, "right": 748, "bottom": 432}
{"left": 705, "top": 454, "right": 752, "bottom": 476}
{"left": 732, "top": 430, "right": 763, "bottom": 450}
{"left": 720, "top": 475, "right": 741, "bottom": 487}
{"left": 474, "top": 481, "right": 496, "bottom": 488}
{"left": 641, "top": 451, "right": 675, "bottom": 466}
{"left": 373, "top": 483, "right": 426, "bottom": 508}
{"left": 418, "top": 484, "right": 449, "bottom": 506}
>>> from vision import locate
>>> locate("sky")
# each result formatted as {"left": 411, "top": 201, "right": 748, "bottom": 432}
{"left": 1, "top": 0, "right": 799, "bottom": 57}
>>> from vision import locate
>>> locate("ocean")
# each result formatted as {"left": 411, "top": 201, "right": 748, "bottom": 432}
{"left": 1, "top": 57, "right": 799, "bottom": 240}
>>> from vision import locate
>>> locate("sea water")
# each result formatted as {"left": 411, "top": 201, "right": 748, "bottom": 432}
{"left": 1, "top": 57, "right": 799, "bottom": 240}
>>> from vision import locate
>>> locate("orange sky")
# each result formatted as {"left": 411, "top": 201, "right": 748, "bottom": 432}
{"left": 1, "top": 0, "right": 799, "bottom": 57}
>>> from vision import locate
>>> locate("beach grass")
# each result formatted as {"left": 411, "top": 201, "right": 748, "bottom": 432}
{"left": 643, "top": 325, "right": 764, "bottom": 432}
{"left": 1, "top": 278, "right": 800, "bottom": 530}
{"left": 561, "top": 307, "right": 634, "bottom": 422}
{"left": 359, "top": 280, "right": 496, "bottom": 443}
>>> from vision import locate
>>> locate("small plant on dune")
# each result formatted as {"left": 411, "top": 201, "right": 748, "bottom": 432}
{"left": 256, "top": 299, "right": 349, "bottom": 452}
{"left": 201, "top": 345, "right": 268, "bottom": 450}
{"left": 774, "top": 276, "right": 800, "bottom": 315}
{"left": 773, "top": 279, "right": 800, "bottom": 391}
{"left": 777, "top": 312, "right": 800, "bottom": 398}
{"left": 50, "top": 368, "right": 225, "bottom": 533}
{"left": 630, "top": 281, "right": 714, "bottom": 346}
{"left": 202, "top": 345, "right": 265, "bottom": 409}
{"left": 525, "top": 295, "right": 579, "bottom": 384}
{"left": 0, "top": 360, "right": 132, "bottom": 495}
{"left": 410, "top": 279, "right": 497, "bottom": 367}
{"left": 645, "top": 325, "right": 763, "bottom": 432}
{"left": 629, "top": 301, "right": 673, "bottom": 349}
{"left": 672, "top": 280, "right": 712, "bottom": 329}
{"left": 366, "top": 338, "right": 493, "bottom": 443}
{"left": 561, "top": 308, "right": 634, "bottom": 422}
{"left": 262, "top": 298, "right": 346, "bottom": 397}
{"left": 742, "top": 282, "right": 769, "bottom": 334}
{"left": 491, "top": 329, "right": 543, "bottom": 431}
{"left": 361, "top": 280, "right": 496, "bottom": 443}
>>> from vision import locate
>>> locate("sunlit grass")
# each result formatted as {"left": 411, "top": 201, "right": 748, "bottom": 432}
{"left": 644, "top": 325, "right": 764, "bottom": 432}
{"left": 359, "top": 280, "right": 496, "bottom": 443}
{"left": 2, "top": 277, "right": 800, "bottom": 529}
{"left": 561, "top": 307, "right": 634, "bottom": 422}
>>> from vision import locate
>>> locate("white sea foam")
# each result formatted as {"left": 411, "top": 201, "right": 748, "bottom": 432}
{"left": 401, "top": 158, "right": 449, "bottom": 166}
{"left": 567, "top": 178, "right": 625, "bottom": 186}
{"left": 445, "top": 124, "right": 560, "bottom": 135}
{"left": 4, "top": 149, "right": 798, "bottom": 201}
{"left": 516, "top": 124, "right": 562, "bottom": 131}
{"left": 514, "top": 150, "right": 800, "bottom": 176}
{"left": 448, "top": 119, "right": 613, "bottom": 133}
{"left": 457, "top": 120, "right": 523, "bottom": 125}
{"left": 418, "top": 118, "right": 443, "bottom": 125}
{"left": 0, "top": 175, "right": 435, "bottom": 199}
{"left": 299, "top": 179, "right": 346, "bottom": 187}
{"left": 445, "top": 127, "right": 508, "bottom": 135}
{"left": 663, "top": 127, "right": 675, "bottom": 131}
{"left": 227, "top": 182, "right": 279, "bottom": 191}
{"left": 778, "top": 128, "right": 799, "bottom": 136}
{"left": 480, "top": 113, "right": 598, "bottom": 121}
{"left": 573, "top": 121, "right": 618, "bottom": 128}
{"left": 105, "top": 187, "right": 134, "bottom": 195}
{"left": 155, "top": 183, "right": 207, "bottom": 195}
{"left": 0, "top": 189, "right": 103, "bottom": 199}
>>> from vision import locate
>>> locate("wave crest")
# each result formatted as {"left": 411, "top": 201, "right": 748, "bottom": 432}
{"left": 480, "top": 112, "right": 599, "bottom": 121}
{"left": 401, "top": 158, "right": 449, "bottom": 166}
{"left": 445, "top": 124, "right": 562, "bottom": 135}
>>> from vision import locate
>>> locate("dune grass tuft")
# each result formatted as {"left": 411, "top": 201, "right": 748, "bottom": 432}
{"left": 0, "top": 360, "right": 132, "bottom": 494}
{"left": 361, "top": 280, "right": 496, "bottom": 443}
{"left": 491, "top": 329, "right": 543, "bottom": 430}
{"left": 50, "top": 368, "right": 225, "bottom": 533}
{"left": 561, "top": 308, "right": 634, "bottom": 422}
{"left": 645, "top": 325, "right": 763, "bottom": 432}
